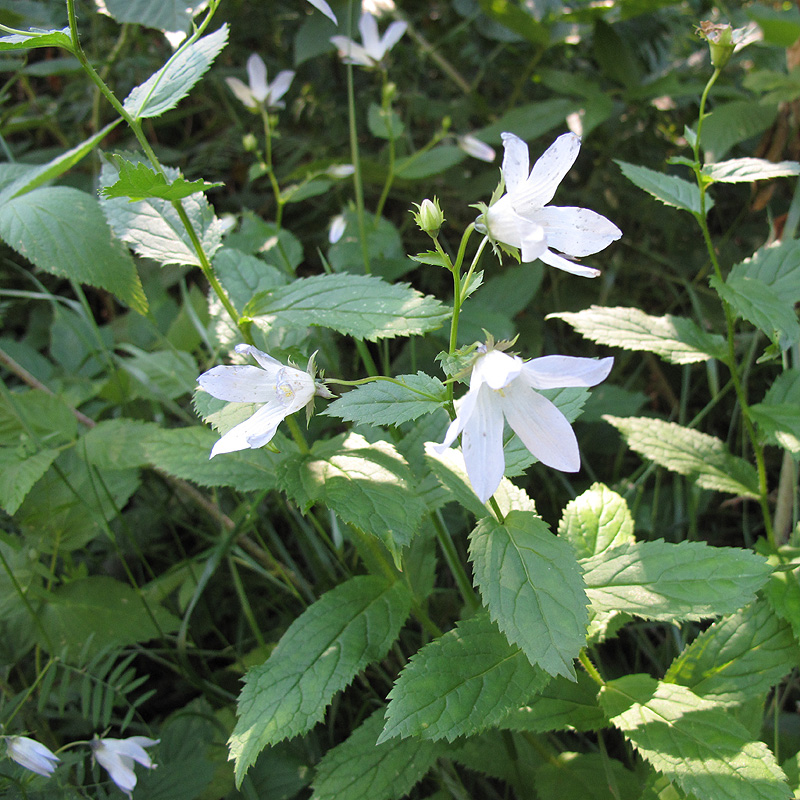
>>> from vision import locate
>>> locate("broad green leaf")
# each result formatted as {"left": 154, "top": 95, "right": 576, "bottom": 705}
{"left": 367, "top": 102, "right": 404, "bottom": 140}
{"left": 730, "top": 240, "right": 800, "bottom": 302}
{"left": 0, "top": 27, "right": 73, "bottom": 52}
{"left": 0, "top": 186, "right": 147, "bottom": 313}
{"left": 748, "top": 6, "right": 800, "bottom": 47}
{"left": 581, "top": 540, "right": 772, "bottom": 621}
{"left": 81, "top": 418, "right": 157, "bottom": 471}
{"left": 751, "top": 369, "right": 800, "bottom": 454}
{"left": 311, "top": 709, "right": 442, "bottom": 800}
{"left": 123, "top": 25, "right": 229, "bottom": 120}
{"left": 665, "top": 600, "right": 800, "bottom": 705}
{"left": 616, "top": 161, "right": 711, "bottom": 216}
{"left": 226, "top": 213, "right": 303, "bottom": 273}
{"left": 710, "top": 274, "right": 800, "bottom": 351}
{"left": 499, "top": 671, "right": 605, "bottom": 733}
{"left": 447, "top": 730, "right": 542, "bottom": 788}
{"left": 476, "top": 0, "right": 549, "bottom": 45}
{"left": 100, "top": 158, "right": 222, "bottom": 267}
{"left": 213, "top": 247, "right": 286, "bottom": 313}
{"left": 120, "top": 348, "right": 197, "bottom": 400}
{"left": 558, "top": 482, "right": 635, "bottom": 560}
{"left": 0, "top": 447, "right": 59, "bottom": 515}
{"left": 229, "top": 576, "right": 411, "bottom": 784}
{"left": 703, "top": 158, "right": 800, "bottom": 184}
{"left": 604, "top": 416, "right": 760, "bottom": 498}
{"left": 247, "top": 273, "right": 448, "bottom": 342}
{"left": 102, "top": 0, "right": 206, "bottom": 33}
{"left": 701, "top": 100, "right": 779, "bottom": 161}
{"left": 0, "top": 388, "right": 78, "bottom": 448}
{"left": 101, "top": 159, "right": 222, "bottom": 201}
{"left": 534, "top": 752, "right": 642, "bottom": 800}
{"left": 395, "top": 146, "right": 465, "bottom": 179}
{"left": 379, "top": 612, "right": 549, "bottom": 742}
{"left": 600, "top": 676, "right": 791, "bottom": 800}
{"left": 762, "top": 560, "right": 800, "bottom": 643}
{"left": 470, "top": 510, "right": 588, "bottom": 678}
{"left": 38, "top": 575, "right": 179, "bottom": 657}
{"left": 551, "top": 306, "right": 726, "bottom": 364}
{"left": 277, "top": 433, "right": 425, "bottom": 554}
{"left": 475, "top": 99, "right": 576, "bottom": 144}
{"left": 324, "top": 373, "right": 446, "bottom": 427}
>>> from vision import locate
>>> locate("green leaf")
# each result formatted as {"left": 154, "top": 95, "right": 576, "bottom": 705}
{"left": 379, "top": 612, "right": 549, "bottom": 742}
{"left": 0, "top": 27, "right": 73, "bottom": 52}
{"left": 600, "top": 676, "right": 791, "bottom": 800}
{"left": 123, "top": 25, "right": 229, "bottom": 120}
{"left": 0, "top": 186, "right": 147, "bottom": 313}
{"left": 227, "top": 213, "right": 303, "bottom": 273}
{"left": 475, "top": 1, "right": 549, "bottom": 46}
{"left": 710, "top": 274, "right": 800, "bottom": 351}
{"left": 730, "top": 240, "right": 800, "bottom": 300}
{"left": 100, "top": 157, "right": 222, "bottom": 267}
{"left": 581, "top": 540, "right": 772, "bottom": 621}
{"left": 102, "top": 0, "right": 206, "bottom": 33}
{"left": 616, "top": 161, "right": 710, "bottom": 216}
{"left": 558, "top": 482, "right": 635, "bottom": 560}
{"left": 475, "top": 99, "right": 576, "bottom": 144}
{"left": 323, "top": 373, "right": 446, "bottom": 427}
{"left": 701, "top": 100, "right": 779, "bottom": 161}
{"left": 395, "top": 146, "right": 466, "bottom": 179}
{"left": 311, "top": 709, "right": 442, "bottom": 800}
{"left": 0, "top": 447, "right": 59, "bottom": 515}
{"left": 213, "top": 247, "right": 286, "bottom": 313}
{"left": 469, "top": 510, "right": 588, "bottom": 679}
{"left": 367, "top": 102, "right": 404, "bottom": 140}
{"left": 229, "top": 576, "right": 411, "bottom": 784}
{"left": 751, "top": 369, "right": 800, "bottom": 454}
{"left": 247, "top": 273, "right": 448, "bottom": 342}
{"left": 278, "top": 433, "right": 426, "bottom": 554}
{"left": 38, "top": 575, "right": 179, "bottom": 657}
{"left": 703, "top": 158, "right": 800, "bottom": 183}
{"left": 0, "top": 388, "right": 78, "bottom": 448}
{"left": 101, "top": 158, "right": 222, "bottom": 201}
{"left": 535, "top": 752, "right": 643, "bottom": 800}
{"left": 604, "top": 416, "right": 760, "bottom": 498}
{"left": 120, "top": 347, "right": 197, "bottom": 400}
{"left": 551, "top": 306, "right": 726, "bottom": 364}
{"left": 499, "top": 671, "right": 605, "bottom": 733}
{"left": 665, "top": 600, "right": 800, "bottom": 705}
{"left": 81, "top": 419, "right": 157, "bottom": 471}
{"left": 762, "top": 560, "right": 800, "bottom": 643}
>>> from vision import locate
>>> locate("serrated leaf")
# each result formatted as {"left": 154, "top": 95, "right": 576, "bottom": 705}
{"left": 551, "top": 306, "right": 726, "bottom": 364}
{"left": 581, "top": 540, "right": 772, "bottom": 621}
{"left": 229, "top": 576, "right": 411, "bottom": 784}
{"left": 0, "top": 27, "right": 73, "bottom": 52}
{"left": 0, "top": 388, "right": 78, "bottom": 448}
{"left": 379, "top": 612, "right": 549, "bottom": 742}
{"left": 762, "top": 562, "right": 800, "bottom": 643}
{"left": 558, "top": 482, "right": 635, "bottom": 560}
{"left": 82, "top": 419, "right": 157, "bottom": 471}
{"left": 102, "top": 0, "right": 206, "bottom": 34}
{"left": 710, "top": 274, "right": 800, "bottom": 351}
{"left": 100, "top": 157, "right": 222, "bottom": 267}
{"left": 311, "top": 709, "right": 442, "bottom": 800}
{"left": 123, "top": 25, "right": 228, "bottom": 120}
{"left": 247, "top": 273, "right": 448, "bottom": 342}
{"left": 703, "top": 158, "right": 800, "bottom": 183}
{"left": 0, "top": 447, "right": 59, "bottom": 515}
{"left": 120, "top": 347, "right": 197, "bottom": 400}
{"left": 535, "top": 752, "right": 643, "bottom": 800}
{"left": 367, "top": 102, "right": 404, "bottom": 140}
{"left": 0, "top": 186, "right": 147, "bottom": 313}
{"left": 213, "top": 247, "right": 286, "bottom": 313}
{"left": 324, "top": 373, "right": 446, "bottom": 427}
{"left": 616, "top": 161, "right": 711, "bottom": 216}
{"left": 751, "top": 369, "right": 800, "bottom": 453}
{"left": 227, "top": 213, "right": 303, "bottom": 273}
{"left": 665, "top": 600, "right": 800, "bottom": 705}
{"left": 600, "top": 676, "right": 791, "bottom": 800}
{"left": 731, "top": 240, "right": 800, "bottom": 300}
{"left": 277, "top": 433, "right": 425, "bottom": 553}
{"left": 701, "top": 100, "right": 779, "bottom": 162}
{"left": 469, "top": 510, "right": 588, "bottom": 679}
{"left": 409, "top": 250, "right": 450, "bottom": 268}
{"left": 101, "top": 159, "right": 222, "bottom": 201}
{"left": 604, "top": 416, "right": 760, "bottom": 498}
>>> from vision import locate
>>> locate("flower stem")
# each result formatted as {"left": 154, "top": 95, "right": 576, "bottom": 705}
{"left": 578, "top": 649, "right": 605, "bottom": 687}
{"left": 431, "top": 512, "right": 479, "bottom": 611}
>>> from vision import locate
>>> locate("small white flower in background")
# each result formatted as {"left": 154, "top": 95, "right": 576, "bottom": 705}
{"left": 197, "top": 344, "right": 334, "bottom": 458}
{"left": 330, "top": 13, "right": 407, "bottom": 68}
{"left": 435, "top": 344, "right": 613, "bottom": 503}
{"left": 457, "top": 134, "right": 495, "bottom": 163}
{"left": 92, "top": 736, "right": 158, "bottom": 798}
{"left": 226, "top": 54, "right": 295, "bottom": 111}
{"left": 362, "top": 0, "right": 395, "bottom": 16}
{"left": 306, "top": 0, "right": 338, "bottom": 24}
{"left": 5, "top": 735, "right": 60, "bottom": 777}
{"left": 329, "top": 213, "right": 347, "bottom": 243}
{"left": 476, "top": 132, "right": 622, "bottom": 277}
{"left": 326, "top": 164, "right": 355, "bottom": 178}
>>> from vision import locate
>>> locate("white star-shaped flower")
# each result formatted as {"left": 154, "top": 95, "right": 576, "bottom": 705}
{"left": 477, "top": 132, "right": 622, "bottom": 277}
{"left": 435, "top": 345, "right": 613, "bottom": 503}
{"left": 225, "top": 54, "right": 294, "bottom": 110}
{"left": 197, "top": 344, "right": 333, "bottom": 458}
{"left": 5, "top": 735, "right": 60, "bottom": 777}
{"left": 330, "top": 13, "right": 407, "bottom": 67}
{"left": 92, "top": 736, "right": 158, "bottom": 799}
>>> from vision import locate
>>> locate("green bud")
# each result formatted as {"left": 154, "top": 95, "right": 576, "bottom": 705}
{"left": 413, "top": 198, "right": 444, "bottom": 235}
{"left": 242, "top": 132, "right": 258, "bottom": 152}
{"left": 696, "top": 20, "right": 760, "bottom": 70}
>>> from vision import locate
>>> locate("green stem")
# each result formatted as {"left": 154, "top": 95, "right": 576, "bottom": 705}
{"left": 431, "top": 512, "right": 479, "bottom": 611}
{"left": 345, "top": 56, "right": 370, "bottom": 274}
{"left": 284, "top": 414, "right": 310, "bottom": 454}
{"left": 578, "top": 649, "right": 605, "bottom": 687}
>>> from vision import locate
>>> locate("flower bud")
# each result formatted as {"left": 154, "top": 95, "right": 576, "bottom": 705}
{"left": 413, "top": 198, "right": 444, "bottom": 235}
{"left": 697, "top": 21, "right": 734, "bottom": 69}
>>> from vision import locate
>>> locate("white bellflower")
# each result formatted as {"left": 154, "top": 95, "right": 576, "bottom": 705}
{"left": 226, "top": 54, "right": 294, "bottom": 111}
{"left": 435, "top": 346, "right": 613, "bottom": 503}
{"left": 92, "top": 736, "right": 158, "bottom": 799}
{"left": 5, "top": 736, "right": 60, "bottom": 777}
{"left": 477, "top": 132, "right": 622, "bottom": 277}
{"left": 330, "top": 13, "right": 407, "bottom": 67}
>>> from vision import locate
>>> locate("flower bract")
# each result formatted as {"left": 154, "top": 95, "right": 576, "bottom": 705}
{"left": 198, "top": 344, "right": 332, "bottom": 458}
{"left": 225, "top": 54, "right": 294, "bottom": 110}
{"left": 477, "top": 132, "right": 622, "bottom": 277}
{"left": 5, "top": 736, "right": 60, "bottom": 778}
{"left": 435, "top": 345, "right": 613, "bottom": 502}
{"left": 330, "top": 13, "right": 407, "bottom": 67}
{"left": 92, "top": 736, "right": 158, "bottom": 799}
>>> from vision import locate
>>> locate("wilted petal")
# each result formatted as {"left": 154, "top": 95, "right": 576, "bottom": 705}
{"left": 521, "top": 355, "right": 613, "bottom": 390}
{"left": 500, "top": 132, "right": 530, "bottom": 193}
{"left": 268, "top": 70, "right": 295, "bottom": 106}
{"left": 380, "top": 20, "right": 407, "bottom": 54}
{"left": 225, "top": 77, "right": 257, "bottom": 109}
{"left": 535, "top": 206, "right": 622, "bottom": 257}
{"left": 246, "top": 53, "right": 269, "bottom": 102}
{"left": 307, "top": 0, "right": 338, "bottom": 23}
{"left": 538, "top": 248, "right": 600, "bottom": 278}
{"left": 514, "top": 132, "right": 581, "bottom": 211}
{"left": 462, "top": 386, "right": 506, "bottom": 502}
{"left": 198, "top": 365, "right": 278, "bottom": 403}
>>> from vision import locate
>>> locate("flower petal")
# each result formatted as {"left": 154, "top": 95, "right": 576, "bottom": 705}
{"left": 100, "top": 738, "right": 157, "bottom": 768}
{"left": 330, "top": 36, "right": 372, "bottom": 65}
{"left": 225, "top": 77, "right": 256, "bottom": 109}
{"left": 307, "top": 0, "right": 338, "bottom": 23}
{"left": 472, "top": 349, "right": 522, "bottom": 391}
{"left": 434, "top": 385, "right": 480, "bottom": 452}
{"left": 501, "top": 384, "right": 580, "bottom": 472}
{"left": 521, "top": 355, "right": 613, "bottom": 389}
{"left": 197, "top": 365, "right": 277, "bottom": 403}
{"left": 513, "top": 132, "right": 580, "bottom": 211}
{"left": 268, "top": 70, "right": 295, "bottom": 106}
{"left": 235, "top": 343, "right": 282, "bottom": 369}
{"left": 500, "top": 132, "right": 530, "bottom": 193}
{"left": 246, "top": 53, "right": 268, "bottom": 102}
{"left": 359, "top": 13, "right": 381, "bottom": 58}
{"left": 379, "top": 20, "right": 407, "bottom": 55}
{"left": 209, "top": 403, "right": 286, "bottom": 458}
{"left": 538, "top": 247, "right": 600, "bottom": 278}
{"left": 535, "top": 206, "right": 622, "bottom": 257}
{"left": 462, "top": 385, "right": 506, "bottom": 502}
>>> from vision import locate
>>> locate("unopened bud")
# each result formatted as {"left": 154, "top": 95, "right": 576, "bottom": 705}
{"left": 413, "top": 198, "right": 444, "bottom": 235}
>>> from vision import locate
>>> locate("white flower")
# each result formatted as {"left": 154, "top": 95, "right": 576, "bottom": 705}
{"left": 457, "top": 134, "right": 496, "bottom": 163}
{"left": 362, "top": 0, "right": 395, "bottom": 16}
{"left": 225, "top": 54, "right": 294, "bottom": 110}
{"left": 307, "top": 0, "right": 338, "bottom": 24}
{"left": 197, "top": 345, "right": 333, "bottom": 458}
{"left": 330, "top": 13, "right": 407, "bottom": 67}
{"left": 435, "top": 346, "right": 613, "bottom": 503}
{"left": 326, "top": 164, "right": 355, "bottom": 178}
{"left": 477, "top": 132, "right": 622, "bottom": 277}
{"left": 92, "top": 736, "right": 158, "bottom": 798}
{"left": 5, "top": 735, "right": 60, "bottom": 777}
{"left": 329, "top": 213, "right": 347, "bottom": 243}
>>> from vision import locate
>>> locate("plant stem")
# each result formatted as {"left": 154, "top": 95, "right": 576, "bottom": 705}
{"left": 432, "top": 512, "right": 479, "bottom": 611}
